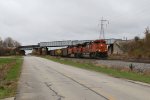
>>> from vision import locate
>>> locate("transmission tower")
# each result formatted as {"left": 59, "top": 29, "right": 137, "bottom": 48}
{"left": 99, "top": 17, "right": 109, "bottom": 39}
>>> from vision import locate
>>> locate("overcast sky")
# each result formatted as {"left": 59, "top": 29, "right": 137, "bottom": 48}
{"left": 0, "top": 0, "right": 150, "bottom": 45}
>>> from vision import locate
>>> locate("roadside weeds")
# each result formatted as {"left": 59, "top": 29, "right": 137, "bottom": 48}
{"left": 0, "top": 57, "right": 23, "bottom": 99}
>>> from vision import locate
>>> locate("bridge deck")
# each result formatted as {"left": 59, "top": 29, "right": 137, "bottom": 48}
{"left": 39, "top": 39, "right": 121, "bottom": 47}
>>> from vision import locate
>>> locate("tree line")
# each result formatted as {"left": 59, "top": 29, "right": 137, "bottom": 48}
{"left": 0, "top": 37, "right": 21, "bottom": 56}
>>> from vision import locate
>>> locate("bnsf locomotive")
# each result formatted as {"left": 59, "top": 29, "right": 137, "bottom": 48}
{"left": 50, "top": 40, "right": 108, "bottom": 58}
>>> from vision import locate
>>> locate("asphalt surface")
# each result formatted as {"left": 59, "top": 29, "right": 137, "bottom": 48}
{"left": 15, "top": 56, "right": 150, "bottom": 100}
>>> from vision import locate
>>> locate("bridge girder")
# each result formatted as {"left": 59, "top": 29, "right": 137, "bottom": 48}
{"left": 39, "top": 39, "right": 121, "bottom": 47}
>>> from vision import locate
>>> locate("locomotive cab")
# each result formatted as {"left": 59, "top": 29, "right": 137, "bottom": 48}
{"left": 94, "top": 40, "right": 107, "bottom": 52}
{"left": 90, "top": 40, "right": 108, "bottom": 58}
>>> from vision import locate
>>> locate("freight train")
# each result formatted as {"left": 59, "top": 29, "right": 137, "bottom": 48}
{"left": 49, "top": 39, "right": 108, "bottom": 58}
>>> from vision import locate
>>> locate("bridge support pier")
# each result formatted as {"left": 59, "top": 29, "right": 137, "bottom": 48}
{"left": 31, "top": 47, "right": 48, "bottom": 55}
{"left": 37, "top": 48, "right": 42, "bottom": 55}
{"left": 32, "top": 48, "right": 39, "bottom": 55}
{"left": 21, "top": 50, "right": 25, "bottom": 55}
{"left": 41, "top": 47, "right": 48, "bottom": 55}
{"left": 108, "top": 44, "right": 114, "bottom": 55}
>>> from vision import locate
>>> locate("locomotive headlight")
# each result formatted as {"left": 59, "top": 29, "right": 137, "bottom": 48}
{"left": 98, "top": 49, "right": 101, "bottom": 52}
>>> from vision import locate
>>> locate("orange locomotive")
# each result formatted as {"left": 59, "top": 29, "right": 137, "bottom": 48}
{"left": 50, "top": 39, "right": 108, "bottom": 58}
{"left": 89, "top": 40, "right": 108, "bottom": 58}
{"left": 67, "top": 39, "right": 108, "bottom": 58}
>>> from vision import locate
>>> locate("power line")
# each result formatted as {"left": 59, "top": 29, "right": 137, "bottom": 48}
{"left": 99, "top": 17, "right": 109, "bottom": 39}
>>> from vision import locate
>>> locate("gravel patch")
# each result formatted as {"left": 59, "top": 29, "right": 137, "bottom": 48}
{"left": 62, "top": 57, "right": 150, "bottom": 73}
{"left": 96, "top": 60, "right": 150, "bottom": 71}
{"left": 1, "top": 97, "right": 14, "bottom": 100}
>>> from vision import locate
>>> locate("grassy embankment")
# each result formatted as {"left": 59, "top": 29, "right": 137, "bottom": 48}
{"left": 44, "top": 56, "right": 150, "bottom": 84}
{"left": 121, "top": 29, "right": 150, "bottom": 59}
{"left": 0, "top": 57, "right": 23, "bottom": 99}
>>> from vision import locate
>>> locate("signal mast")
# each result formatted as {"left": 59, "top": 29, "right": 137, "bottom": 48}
{"left": 99, "top": 17, "right": 109, "bottom": 39}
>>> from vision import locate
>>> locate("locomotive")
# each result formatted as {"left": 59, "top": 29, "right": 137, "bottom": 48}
{"left": 50, "top": 39, "right": 108, "bottom": 58}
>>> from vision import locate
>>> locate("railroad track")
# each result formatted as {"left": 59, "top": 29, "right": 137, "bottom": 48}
{"left": 55, "top": 56, "right": 150, "bottom": 63}
{"left": 53, "top": 56, "right": 150, "bottom": 71}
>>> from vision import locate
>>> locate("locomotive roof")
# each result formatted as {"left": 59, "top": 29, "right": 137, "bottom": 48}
{"left": 67, "top": 40, "right": 106, "bottom": 48}
{"left": 93, "top": 39, "right": 106, "bottom": 43}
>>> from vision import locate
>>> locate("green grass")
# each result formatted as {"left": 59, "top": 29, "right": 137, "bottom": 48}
{"left": 0, "top": 58, "right": 16, "bottom": 68}
{"left": 5, "top": 58, "right": 23, "bottom": 81}
{"left": 0, "top": 57, "right": 23, "bottom": 99}
{"left": 44, "top": 56, "right": 150, "bottom": 84}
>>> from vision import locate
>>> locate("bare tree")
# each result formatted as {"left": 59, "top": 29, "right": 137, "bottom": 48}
{"left": 14, "top": 40, "right": 21, "bottom": 47}
{"left": 134, "top": 36, "right": 140, "bottom": 42}
{"left": 145, "top": 27, "right": 150, "bottom": 41}
{"left": 3, "top": 37, "right": 12, "bottom": 47}
{"left": 0, "top": 36, "right": 21, "bottom": 56}
{"left": 2, "top": 37, "right": 20, "bottom": 47}
{"left": 0, "top": 37, "right": 3, "bottom": 47}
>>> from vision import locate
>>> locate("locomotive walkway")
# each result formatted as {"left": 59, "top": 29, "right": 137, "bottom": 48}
{"left": 15, "top": 56, "right": 150, "bottom": 100}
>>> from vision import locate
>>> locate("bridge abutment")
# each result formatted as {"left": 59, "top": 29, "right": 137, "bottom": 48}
{"left": 41, "top": 47, "right": 48, "bottom": 55}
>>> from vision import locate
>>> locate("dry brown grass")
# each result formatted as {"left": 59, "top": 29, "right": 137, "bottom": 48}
{"left": 121, "top": 29, "right": 150, "bottom": 59}
{"left": 143, "top": 70, "right": 150, "bottom": 76}
{"left": 0, "top": 57, "right": 22, "bottom": 99}
{"left": 0, "top": 62, "right": 16, "bottom": 81}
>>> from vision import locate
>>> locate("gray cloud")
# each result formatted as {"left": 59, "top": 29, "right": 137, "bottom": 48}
{"left": 0, "top": 0, "right": 149, "bottom": 45}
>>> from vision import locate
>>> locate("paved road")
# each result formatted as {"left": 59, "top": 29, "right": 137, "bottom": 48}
{"left": 15, "top": 56, "right": 150, "bottom": 100}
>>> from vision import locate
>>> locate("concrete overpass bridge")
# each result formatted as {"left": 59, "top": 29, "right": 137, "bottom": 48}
{"left": 19, "top": 45, "right": 40, "bottom": 50}
{"left": 19, "top": 39, "right": 123, "bottom": 55}
{"left": 39, "top": 39, "right": 119, "bottom": 47}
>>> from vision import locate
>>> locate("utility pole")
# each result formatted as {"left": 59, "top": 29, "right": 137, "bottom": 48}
{"left": 99, "top": 17, "right": 109, "bottom": 39}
